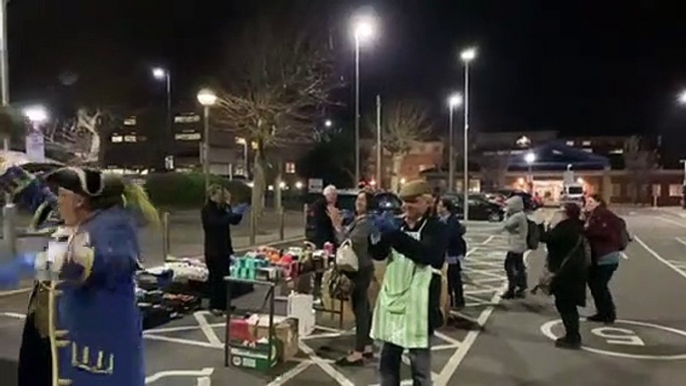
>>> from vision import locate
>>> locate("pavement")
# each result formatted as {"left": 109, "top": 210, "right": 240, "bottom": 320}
{"left": 2, "top": 208, "right": 686, "bottom": 385}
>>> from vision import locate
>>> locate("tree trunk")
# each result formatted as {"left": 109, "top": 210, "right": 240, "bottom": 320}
{"left": 251, "top": 149, "right": 267, "bottom": 221}
{"left": 273, "top": 159, "right": 283, "bottom": 212}
{"left": 87, "top": 133, "right": 101, "bottom": 163}
{"left": 390, "top": 154, "right": 404, "bottom": 193}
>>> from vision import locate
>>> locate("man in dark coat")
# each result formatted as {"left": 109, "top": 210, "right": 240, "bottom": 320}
{"left": 202, "top": 185, "right": 248, "bottom": 315}
{"left": 541, "top": 203, "right": 588, "bottom": 349}
{"left": 306, "top": 185, "right": 338, "bottom": 299}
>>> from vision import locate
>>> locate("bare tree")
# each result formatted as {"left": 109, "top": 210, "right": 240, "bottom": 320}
{"left": 374, "top": 100, "right": 432, "bottom": 192}
{"left": 42, "top": 108, "right": 117, "bottom": 165}
{"left": 623, "top": 136, "right": 657, "bottom": 204}
{"left": 476, "top": 152, "right": 510, "bottom": 191}
{"left": 213, "top": 6, "right": 340, "bottom": 215}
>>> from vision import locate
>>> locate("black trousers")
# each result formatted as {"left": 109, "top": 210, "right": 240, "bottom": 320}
{"left": 588, "top": 263, "right": 618, "bottom": 319}
{"left": 447, "top": 263, "right": 464, "bottom": 307}
{"left": 504, "top": 251, "right": 528, "bottom": 292}
{"left": 554, "top": 295, "right": 581, "bottom": 342}
{"left": 18, "top": 314, "right": 52, "bottom": 386}
{"left": 380, "top": 342, "right": 431, "bottom": 386}
{"left": 348, "top": 268, "right": 374, "bottom": 351}
{"left": 206, "top": 254, "right": 230, "bottom": 311}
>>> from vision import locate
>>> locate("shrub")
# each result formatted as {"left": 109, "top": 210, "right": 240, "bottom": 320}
{"left": 144, "top": 172, "right": 251, "bottom": 209}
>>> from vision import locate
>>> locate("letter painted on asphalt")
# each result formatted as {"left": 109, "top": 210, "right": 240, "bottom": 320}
{"left": 591, "top": 327, "right": 646, "bottom": 346}
{"left": 145, "top": 368, "right": 214, "bottom": 384}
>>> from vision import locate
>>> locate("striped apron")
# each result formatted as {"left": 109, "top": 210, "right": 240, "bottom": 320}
{"left": 371, "top": 223, "right": 434, "bottom": 349}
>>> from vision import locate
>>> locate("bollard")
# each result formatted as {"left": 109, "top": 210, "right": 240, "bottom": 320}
{"left": 249, "top": 208, "right": 257, "bottom": 246}
{"left": 162, "top": 212, "right": 170, "bottom": 262}
{"left": 279, "top": 208, "right": 285, "bottom": 240}
{"left": 2, "top": 203, "right": 16, "bottom": 260}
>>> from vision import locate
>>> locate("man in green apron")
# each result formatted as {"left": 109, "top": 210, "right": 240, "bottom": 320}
{"left": 369, "top": 180, "right": 448, "bottom": 386}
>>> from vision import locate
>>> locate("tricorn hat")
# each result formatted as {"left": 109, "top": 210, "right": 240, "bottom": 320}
{"left": 45, "top": 167, "right": 104, "bottom": 197}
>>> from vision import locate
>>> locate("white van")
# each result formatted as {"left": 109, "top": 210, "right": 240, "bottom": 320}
{"left": 561, "top": 183, "right": 584, "bottom": 205}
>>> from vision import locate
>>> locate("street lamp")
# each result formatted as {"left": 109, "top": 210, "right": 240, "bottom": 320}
{"left": 460, "top": 46, "right": 477, "bottom": 220}
{"left": 525, "top": 152, "right": 536, "bottom": 194}
{"left": 447, "top": 93, "right": 463, "bottom": 193}
{"left": 678, "top": 90, "right": 686, "bottom": 105}
{"left": 23, "top": 105, "right": 49, "bottom": 126}
{"left": 152, "top": 67, "right": 172, "bottom": 169}
{"left": 197, "top": 88, "right": 217, "bottom": 194}
{"left": 352, "top": 12, "right": 377, "bottom": 185}
{"left": 324, "top": 119, "right": 333, "bottom": 128}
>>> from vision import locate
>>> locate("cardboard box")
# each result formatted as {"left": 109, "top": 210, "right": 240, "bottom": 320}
{"left": 249, "top": 315, "right": 300, "bottom": 362}
{"left": 229, "top": 340, "right": 279, "bottom": 371}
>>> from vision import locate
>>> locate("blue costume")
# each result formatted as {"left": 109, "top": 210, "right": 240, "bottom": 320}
{"left": 0, "top": 167, "right": 148, "bottom": 386}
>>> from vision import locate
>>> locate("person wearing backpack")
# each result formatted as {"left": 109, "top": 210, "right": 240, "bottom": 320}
{"left": 584, "top": 194, "right": 623, "bottom": 324}
{"left": 540, "top": 203, "right": 589, "bottom": 349}
{"left": 501, "top": 195, "right": 529, "bottom": 299}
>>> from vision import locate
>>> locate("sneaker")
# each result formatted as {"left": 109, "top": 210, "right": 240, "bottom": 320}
{"left": 555, "top": 337, "right": 582, "bottom": 350}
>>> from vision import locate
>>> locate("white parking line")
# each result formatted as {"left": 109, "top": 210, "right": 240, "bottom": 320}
{"left": 655, "top": 216, "right": 686, "bottom": 229}
{"left": 675, "top": 237, "right": 686, "bottom": 247}
{"left": 634, "top": 236, "right": 686, "bottom": 281}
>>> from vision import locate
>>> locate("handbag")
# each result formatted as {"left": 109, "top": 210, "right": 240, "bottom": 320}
{"left": 534, "top": 237, "right": 583, "bottom": 296}
{"left": 324, "top": 267, "right": 355, "bottom": 301}
{"left": 335, "top": 239, "right": 359, "bottom": 272}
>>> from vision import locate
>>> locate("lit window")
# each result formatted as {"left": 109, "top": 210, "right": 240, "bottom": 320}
{"left": 609, "top": 149, "right": 624, "bottom": 154}
{"left": 174, "top": 115, "right": 201, "bottom": 123}
{"left": 111, "top": 135, "right": 123, "bottom": 143}
{"left": 124, "top": 117, "right": 137, "bottom": 126}
{"left": 582, "top": 140, "right": 591, "bottom": 146}
{"left": 123, "top": 135, "right": 137, "bottom": 143}
{"left": 566, "top": 141, "right": 574, "bottom": 146}
{"left": 669, "top": 184, "right": 682, "bottom": 197}
{"left": 175, "top": 132, "right": 201, "bottom": 141}
{"left": 285, "top": 162, "right": 296, "bottom": 174}
{"left": 582, "top": 148, "right": 593, "bottom": 153}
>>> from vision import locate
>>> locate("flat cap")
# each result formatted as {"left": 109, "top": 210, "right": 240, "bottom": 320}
{"left": 398, "top": 179, "right": 432, "bottom": 200}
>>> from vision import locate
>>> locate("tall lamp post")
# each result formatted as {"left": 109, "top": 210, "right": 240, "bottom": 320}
{"left": 152, "top": 67, "right": 172, "bottom": 169}
{"left": 447, "top": 93, "right": 463, "bottom": 193}
{"left": 460, "top": 47, "right": 477, "bottom": 220}
{"left": 197, "top": 88, "right": 217, "bottom": 195}
{"left": 352, "top": 13, "right": 377, "bottom": 184}
{"left": 525, "top": 152, "right": 536, "bottom": 194}
{"left": 678, "top": 90, "right": 686, "bottom": 207}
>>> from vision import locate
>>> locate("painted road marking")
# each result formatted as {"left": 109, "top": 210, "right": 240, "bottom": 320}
{"left": 541, "top": 319, "right": 686, "bottom": 360}
{"left": 145, "top": 367, "right": 215, "bottom": 384}
{"left": 634, "top": 236, "right": 686, "bottom": 281}
{"left": 655, "top": 216, "right": 686, "bottom": 229}
{"left": 675, "top": 237, "right": 686, "bottom": 247}
{"left": 591, "top": 327, "right": 645, "bottom": 346}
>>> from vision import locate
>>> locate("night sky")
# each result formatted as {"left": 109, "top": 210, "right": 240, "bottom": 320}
{"left": 8, "top": 0, "right": 686, "bottom": 137}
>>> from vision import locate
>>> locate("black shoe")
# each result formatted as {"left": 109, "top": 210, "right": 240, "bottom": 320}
{"left": 515, "top": 289, "right": 527, "bottom": 299}
{"left": 555, "top": 337, "right": 582, "bottom": 350}
{"left": 587, "top": 314, "right": 615, "bottom": 324}
{"left": 501, "top": 291, "right": 515, "bottom": 300}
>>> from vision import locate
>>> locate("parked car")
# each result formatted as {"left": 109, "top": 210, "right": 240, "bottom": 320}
{"left": 442, "top": 193, "right": 505, "bottom": 222}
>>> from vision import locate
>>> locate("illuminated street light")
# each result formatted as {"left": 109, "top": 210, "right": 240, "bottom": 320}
{"left": 152, "top": 67, "right": 172, "bottom": 169}
{"left": 23, "top": 105, "right": 49, "bottom": 124}
{"left": 460, "top": 46, "right": 477, "bottom": 218}
{"left": 325, "top": 119, "right": 333, "bottom": 128}
{"left": 448, "top": 93, "right": 463, "bottom": 108}
{"left": 460, "top": 47, "right": 477, "bottom": 62}
{"left": 197, "top": 88, "right": 217, "bottom": 194}
{"left": 678, "top": 90, "right": 686, "bottom": 105}
{"left": 351, "top": 11, "right": 378, "bottom": 184}
{"left": 295, "top": 181, "right": 304, "bottom": 190}
{"left": 525, "top": 152, "right": 536, "bottom": 165}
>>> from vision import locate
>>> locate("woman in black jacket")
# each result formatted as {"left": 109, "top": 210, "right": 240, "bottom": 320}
{"left": 436, "top": 198, "right": 467, "bottom": 309}
{"left": 541, "top": 203, "right": 588, "bottom": 349}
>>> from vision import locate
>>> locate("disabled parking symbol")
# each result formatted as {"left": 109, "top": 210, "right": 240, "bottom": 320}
{"left": 541, "top": 319, "right": 686, "bottom": 360}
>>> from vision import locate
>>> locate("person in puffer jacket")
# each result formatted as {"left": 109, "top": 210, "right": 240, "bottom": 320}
{"left": 501, "top": 195, "right": 529, "bottom": 299}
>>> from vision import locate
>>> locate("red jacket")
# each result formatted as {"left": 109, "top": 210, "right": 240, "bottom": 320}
{"left": 585, "top": 206, "right": 622, "bottom": 260}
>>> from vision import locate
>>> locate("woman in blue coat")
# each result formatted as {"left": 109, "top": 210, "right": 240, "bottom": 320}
{"left": 0, "top": 167, "right": 157, "bottom": 386}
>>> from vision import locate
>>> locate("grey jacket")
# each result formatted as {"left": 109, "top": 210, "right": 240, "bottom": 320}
{"left": 502, "top": 196, "right": 528, "bottom": 253}
{"left": 336, "top": 214, "right": 375, "bottom": 270}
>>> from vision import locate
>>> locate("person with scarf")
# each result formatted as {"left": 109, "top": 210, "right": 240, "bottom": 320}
{"left": 369, "top": 180, "right": 447, "bottom": 386}
{"left": 0, "top": 167, "right": 159, "bottom": 386}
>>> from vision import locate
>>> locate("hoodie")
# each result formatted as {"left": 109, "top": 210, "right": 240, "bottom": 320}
{"left": 502, "top": 196, "right": 528, "bottom": 253}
